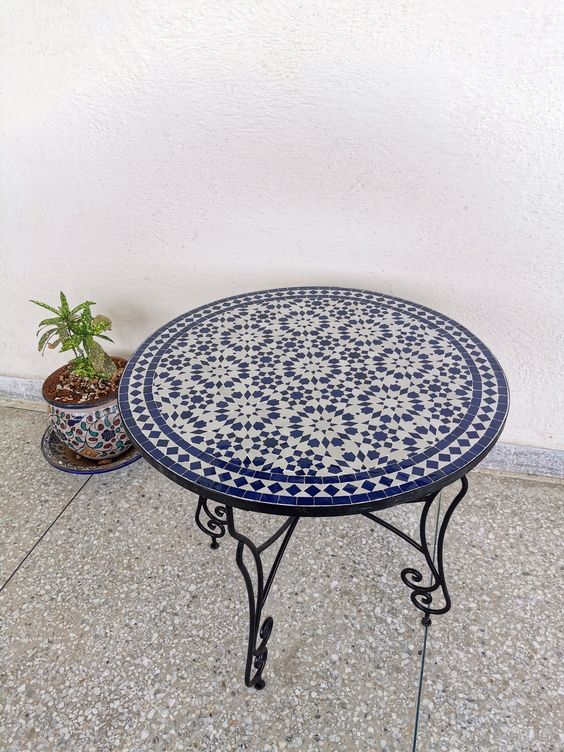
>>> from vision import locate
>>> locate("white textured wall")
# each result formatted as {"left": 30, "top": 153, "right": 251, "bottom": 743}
{"left": 1, "top": 1, "right": 563, "bottom": 449}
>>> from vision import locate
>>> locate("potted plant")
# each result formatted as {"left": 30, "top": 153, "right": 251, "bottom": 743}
{"left": 32, "top": 292, "right": 131, "bottom": 461}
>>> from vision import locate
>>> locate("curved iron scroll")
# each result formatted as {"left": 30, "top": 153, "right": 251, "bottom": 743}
{"left": 362, "top": 476, "right": 468, "bottom": 625}
{"left": 225, "top": 507, "right": 299, "bottom": 689}
{"left": 195, "top": 496, "right": 227, "bottom": 549}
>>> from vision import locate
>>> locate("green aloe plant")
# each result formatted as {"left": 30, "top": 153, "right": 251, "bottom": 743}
{"left": 31, "top": 292, "right": 117, "bottom": 380}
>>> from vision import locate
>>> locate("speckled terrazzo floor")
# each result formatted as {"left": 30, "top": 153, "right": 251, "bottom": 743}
{"left": 1, "top": 405, "right": 562, "bottom": 751}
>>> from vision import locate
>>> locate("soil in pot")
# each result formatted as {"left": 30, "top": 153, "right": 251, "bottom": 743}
{"left": 43, "top": 357, "right": 127, "bottom": 405}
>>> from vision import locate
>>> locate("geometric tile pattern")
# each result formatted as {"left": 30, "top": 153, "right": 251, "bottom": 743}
{"left": 118, "top": 288, "right": 509, "bottom": 511}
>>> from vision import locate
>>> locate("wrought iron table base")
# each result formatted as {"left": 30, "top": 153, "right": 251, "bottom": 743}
{"left": 195, "top": 476, "right": 468, "bottom": 689}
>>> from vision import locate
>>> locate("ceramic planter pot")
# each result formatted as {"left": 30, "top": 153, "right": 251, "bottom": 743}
{"left": 42, "top": 360, "right": 131, "bottom": 461}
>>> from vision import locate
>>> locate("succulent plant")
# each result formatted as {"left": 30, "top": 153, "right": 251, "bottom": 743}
{"left": 31, "top": 292, "right": 117, "bottom": 380}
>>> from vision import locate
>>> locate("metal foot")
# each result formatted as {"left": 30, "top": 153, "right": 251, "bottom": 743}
{"left": 225, "top": 507, "right": 299, "bottom": 689}
{"left": 363, "top": 476, "right": 468, "bottom": 624}
{"left": 195, "top": 496, "right": 227, "bottom": 548}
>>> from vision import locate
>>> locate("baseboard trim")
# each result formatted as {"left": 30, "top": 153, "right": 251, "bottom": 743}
{"left": 481, "top": 442, "right": 564, "bottom": 479}
{"left": 0, "top": 376, "right": 43, "bottom": 401}
{"left": 1, "top": 376, "right": 562, "bottom": 479}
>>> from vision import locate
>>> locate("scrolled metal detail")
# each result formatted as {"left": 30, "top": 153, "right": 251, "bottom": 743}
{"left": 249, "top": 616, "right": 273, "bottom": 688}
{"left": 364, "top": 476, "right": 469, "bottom": 625}
{"left": 401, "top": 568, "right": 444, "bottom": 626}
{"left": 195, "top": 496, "right": 227, "bottom": 548}
{"left": 226, "top": 508, "right": 299, "bottom": 689}
{"left": 400, "top": 566, "right": 441, "bottom": 596}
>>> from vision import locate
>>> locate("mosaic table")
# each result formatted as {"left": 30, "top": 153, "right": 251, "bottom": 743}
{"left": 118, "top": 287, "right": 509, "bottom": 689}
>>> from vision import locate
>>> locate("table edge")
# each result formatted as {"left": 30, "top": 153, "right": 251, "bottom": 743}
{"left": 123, "top": 413, "right": 507, "bottom": 517}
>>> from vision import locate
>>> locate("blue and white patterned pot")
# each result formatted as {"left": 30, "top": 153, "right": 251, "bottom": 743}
{"left": 43, "top": 366, "right": 131, "bottom": 461}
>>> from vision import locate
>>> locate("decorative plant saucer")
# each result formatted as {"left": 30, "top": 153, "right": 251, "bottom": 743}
{"left": 41, "top": 426, "right": 142, "bottom": 475}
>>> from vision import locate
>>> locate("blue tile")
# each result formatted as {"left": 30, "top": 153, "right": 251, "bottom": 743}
{"left": 118, "top": 287, "right": 509, "bottom": 509}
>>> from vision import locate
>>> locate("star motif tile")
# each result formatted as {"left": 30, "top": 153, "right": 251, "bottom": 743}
{"left": 118, "top": 288, "right": 509, "bottom": 511}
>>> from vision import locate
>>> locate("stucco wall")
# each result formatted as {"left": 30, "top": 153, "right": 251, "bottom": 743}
{"left": 1, "top": 1, "right": 563, "bottom": 448}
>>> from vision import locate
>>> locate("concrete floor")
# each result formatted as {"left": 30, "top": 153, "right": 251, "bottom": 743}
{"left": 0, "top": 403, "right": 562, "bottom": 751}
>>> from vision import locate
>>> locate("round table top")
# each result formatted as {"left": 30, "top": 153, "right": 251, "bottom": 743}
{"left": 119, "top": 287, "right": 509, "bottom": 516}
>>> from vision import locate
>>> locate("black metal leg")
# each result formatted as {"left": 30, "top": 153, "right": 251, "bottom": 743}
{"left": 195, "top": 496, "right": 227, "bottom": 548}
{"left": 363, "top": 476, "right": 468, "bottom": 625}
{"left": 225, "top": 506, "right": 299, "bottom": 689}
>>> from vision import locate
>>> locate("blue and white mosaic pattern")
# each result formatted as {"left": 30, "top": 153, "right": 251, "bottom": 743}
{"left": 119, "top": 288, "right": 508, "bottom": 509}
